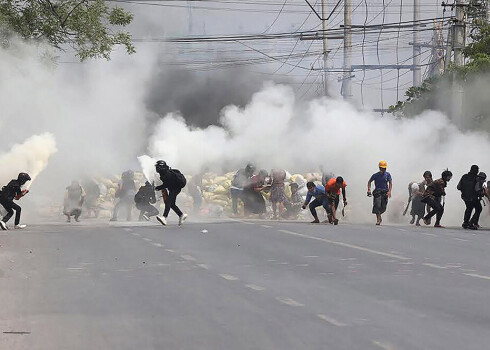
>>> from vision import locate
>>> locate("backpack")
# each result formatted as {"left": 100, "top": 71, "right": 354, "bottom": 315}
{"left": 134, "top": 188, "right": 145, "bottom": 204}
{"left": 458, "top": 174, "right": 477, "bottom": 200}
{"left": 475, "top": 178, "right": 485, "bottom": 198}
{"left": 171, "top": 169, "right": 187, "bottom": 188}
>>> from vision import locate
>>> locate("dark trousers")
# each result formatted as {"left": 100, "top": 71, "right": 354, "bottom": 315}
{"left": 112, "top": 197, "right": 133, "bottom": 221}
{"left": 0, "top": 198, "right": 21, "bottom": 225}
{"left": 230, "top": 188, "right": 241, "bottom": 214}
{"left": 309, "top": 197, "right": 327, "bottom": 217}
{"left": 423, "top": 197, "right": 444, "bottom": 225}
{"left": 326, "top": 195, "right": 340, "bottom": 216}
{"left": 163, "top": 188, "right": 183, "bottom": 218}
{"left": 464, "top": 199, "right": 482, "bottom": 225}
{"left": 372, "top": 189, "right": 388, "bottom": 214}
{"left": 64, "top": 208, "right": 81, "bottom": 219}
{"left": 136, "top": 203, "right": 159, "bottom": 220}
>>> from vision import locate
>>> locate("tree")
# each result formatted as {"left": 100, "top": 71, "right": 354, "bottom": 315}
{"left": 0, "top": 0, "right": 135, "bottom": 60}
{"left": 389, "top": 0, "right": 490, "bottom": 131}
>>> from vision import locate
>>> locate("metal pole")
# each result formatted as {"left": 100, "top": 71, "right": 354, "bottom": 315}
{"left": 452, "top": 0, "right": 465, "bottom": 127}
{"left": 321, "top": 0, "right": 329, "bottom": 96}
{"left": 342, "top": 0, "right": 352, "bottom": 99}
{"left": 413, "top": 0, "right": 421, "bottom": 86}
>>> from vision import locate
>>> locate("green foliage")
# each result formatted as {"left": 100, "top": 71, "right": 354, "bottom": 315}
{"left": 0, "top": 0, "right": 135, "bottom": 60}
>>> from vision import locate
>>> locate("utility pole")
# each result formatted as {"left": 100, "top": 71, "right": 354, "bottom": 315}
{"left": 341, "top": 0, "right": 352, "bottom": 99}
{"left": 453, "top": 0, "right": 466, "bottom": 127}
{"left": 413, "top": 0, "right": 421, "bottom": 86}
{"left": 321, "top": 0, "right": 329, "bottom": 96}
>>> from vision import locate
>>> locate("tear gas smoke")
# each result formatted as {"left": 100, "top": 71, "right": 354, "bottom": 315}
{"left": 144, "top": 83, "right": 490, "bottom": 225}
{"left": 137, "top": 155, "right": 158, "bottom": 183}
{"left": 0, "top": 133, "right": 57, "bottom": 188}
{"left": 0, "top": 38, "right": 152, "bottom": 206}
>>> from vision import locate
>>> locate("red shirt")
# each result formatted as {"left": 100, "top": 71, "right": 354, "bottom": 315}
{"left": 325, "top": 177, "right": 347, "bottom": 195}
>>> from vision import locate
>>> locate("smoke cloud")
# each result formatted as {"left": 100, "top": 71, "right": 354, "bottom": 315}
{"left": 0, "top": 133, "right": 57, "bottom": 187}
{"left": 144, "top": 83, "right": 490, "bottom": 225}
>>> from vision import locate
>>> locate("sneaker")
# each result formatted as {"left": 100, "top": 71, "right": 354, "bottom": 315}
{"left": 310, "top": 219, "right": 320, "bottom": 224}
{"left": 156, "top": 216, "right": 167, "bottom": 226}
{"left": 409, "top": 217, "right": 415, "bottom": 225}
{"left": 434, "top": 224, "right": 445, "bottom": 228}
{"left": 0, "top": 221, "right": 7, "bottom": 230}
{"left": 143, "top": 214, "right": 150, "bottom": 221}
{"left": 423, "top": 218, "right": 430, "bottom": 226}
{"left": 462, "top": 223, "right": 469, "bottom": 229}
{"left": 178, "top": 214, "right": 188, "bottom": 226}
{"left": 75, "top": 217, "right": 80, "bottom": 222}
{"left": 333, "top": 219, "right": 339, "bottom": 225}
{"left": 14, "top": 224, "right": 26, "bottom": 229}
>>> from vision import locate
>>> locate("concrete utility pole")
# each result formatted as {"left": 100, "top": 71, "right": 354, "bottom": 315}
{"left": 413, "top": 0, "right": 421, "bottom": 86}
{"left": 449, "top": 0, "right": 465, "bottom": 128}
{"left": 341, "top": 0, "right": 352, "bottom": 99}
{"left": 321, "top": 0, "right": 329, "bottom": 95}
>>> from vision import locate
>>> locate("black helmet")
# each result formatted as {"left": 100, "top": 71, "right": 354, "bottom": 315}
{"left": 17, "top": 172, "right": 31, "bottom": 184}
{"left": 478, "top": 172, "right": 487, "bottom": 180}
{"left": 442, "top": 169, "right": 453, "bottom": 181}
{"left": 245, "top": 163, "right": 255, "bottom": 175}
{"left": 423, "top": 170, "right": 432, "bottom": 178}
{"left": 336, "top": 176, "right": 344, "bottom": 184}
{"left": 155, "top": 160, "right": 169, "bottom": 172}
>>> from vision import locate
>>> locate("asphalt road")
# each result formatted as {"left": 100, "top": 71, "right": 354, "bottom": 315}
{"left": 1, "top": 218, "right": 489, "bottom": 350}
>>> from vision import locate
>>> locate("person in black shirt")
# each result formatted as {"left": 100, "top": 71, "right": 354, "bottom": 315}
{"left": 457, "top": 165, "right": 481, "bottom": 230}
{"left": 0, "top": 172, "right": 31, "bottom": 230}
{"left": 154, "top": 160, "right": 188, "bottom": 226}
{"left": 134, "top": 181, "right": 159, "bottom": 221}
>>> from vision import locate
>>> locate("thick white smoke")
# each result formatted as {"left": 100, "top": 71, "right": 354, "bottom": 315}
{"left": 145, "top": 83, "right": 490, "bottom": 225}
{"left": 0, "top": 133, "right": 57, "bottom": 187}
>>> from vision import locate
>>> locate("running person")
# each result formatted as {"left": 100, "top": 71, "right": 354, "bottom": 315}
{"left": 0, "top": 172, "right": 31, "bottom": 230}
{"left": 367, "top": 161, "right": 393, "bottom": 225}
{"left": 325, "top": 176, "right": 347, "bottom": 225}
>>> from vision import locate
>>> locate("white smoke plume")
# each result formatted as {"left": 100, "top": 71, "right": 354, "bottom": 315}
{"left": 144, "top": 83, "right": 490, "bottom": 225}
{"left": 0, "top": 133, "right": 57, "bottom": 188}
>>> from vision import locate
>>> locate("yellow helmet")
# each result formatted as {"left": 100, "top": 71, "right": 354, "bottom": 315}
{"left": 379, "top": 160, "right": 388, "bottom": 169}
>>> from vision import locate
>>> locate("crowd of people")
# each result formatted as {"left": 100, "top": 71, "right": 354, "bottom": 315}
{"left": 0, "top": 161, "right": 489, "bottom": 230}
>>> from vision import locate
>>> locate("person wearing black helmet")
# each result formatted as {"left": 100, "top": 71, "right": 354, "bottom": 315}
{"left": 457, "top": 165, "right": 482, "bottom": 229}
{"left": 110, "top": 170, "right": 136, "bottom": 222}
{"left": 230, "top": 163, "right": 255, "bottom": 216}
{"left": 422, "top": 170, "right": 452, "bottom": 228}
{"left": 472, "top": 172, "right": 490, "bottom": 229}
{"left": 154, "top": 160, "right": 188, "bottom": 226}
{"left": 134, "top": 181, "right": 159, "bottom": 221}
{"left": 0, "top": 172, "right": 31, "bottom": 230}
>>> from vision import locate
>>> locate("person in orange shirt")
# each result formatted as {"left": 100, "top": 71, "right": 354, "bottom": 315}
{"left": 324, "top": 176, "right": 347, "bottom": 225}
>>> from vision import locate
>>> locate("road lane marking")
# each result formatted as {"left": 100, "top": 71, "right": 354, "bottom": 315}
{"left": 260, "top": 225, "right": 272, "bottom": 228}
{"left": 278, "top": 229, "right": 410, "bottom": 261}
{"left": 276, "top": 297, "right": 304, "bottom": 307}
{"left": 304, "top": 255, "right": 319, "bottom": 258}
{"left": 66, "top": 267, "right": 84, "bottom": 271}
{"left": 219, "top": 274, "right": 239, "bottom": 281}
{"left": 197, "top": 264, "right": 210, "bottom": 270}
{"left": 423, "top": 263, "right": 448, "bottom": 269}
{"left": 453, "top": 238, "right": 469, "bottom": 242}
{"left": 275, "top": 262, "right": 289, "bottom": 265}
{"left": 240, "top": 221, "right": 255, "bottom": 225}
{"left": 132, "top": 233, "right": 141, "bottom": 237}
{"left": 143, "top": 238, "right": 152, "bottom": 242}
{"left": 417, "top": 232, "right": 438, "bottom": 237}
{"left": 317, "top": 314, "right": 347, "bottom": 327}
{"left": 152, "top": 243, "right": 164, "bottom": 247}
{"left": 464, "top": 273, "right": 490, "bottom": 280}
{"left": 123, "top": 228, "right": 132, "bottom": 232}
{"left": 373, "top": 341, "right": 397, "bottom": 350}
{"left": 165, "top": 249, "right": 175, "bottom": 253}
{"left": 245, "top": 284, "right": 266, "bottom": 291}
{"left": 296, "top": 264, "right": 309, "bottom": 267}
{"left": 180, "top": 255, "right": 197, "bottom": 262}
